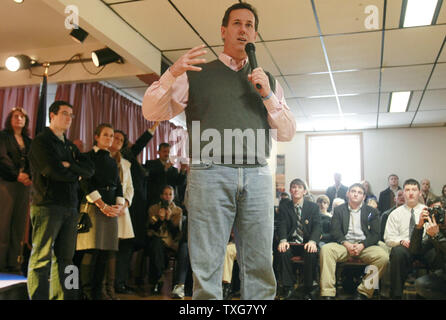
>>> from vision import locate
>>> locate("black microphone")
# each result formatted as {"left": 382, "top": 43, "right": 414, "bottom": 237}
{"left": 245, "top": 42, "right": 261, "bottom": 89}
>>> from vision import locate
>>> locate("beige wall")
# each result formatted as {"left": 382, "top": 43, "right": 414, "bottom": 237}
{"left": 277, "top": 127, "right": 446, "bottom": 198}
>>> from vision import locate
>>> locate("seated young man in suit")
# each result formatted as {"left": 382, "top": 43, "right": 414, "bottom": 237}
{"left": 384, "top": 179, "right": 427, "bottom": 299}
{"left": 277, "top": 178, "right": 321, "bottom": 300}
{"left": 320, "top": 183, "right": 389, "bottom": 300}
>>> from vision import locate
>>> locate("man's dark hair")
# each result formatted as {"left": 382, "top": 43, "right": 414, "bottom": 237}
{"left": 158, "top": 142, "right": 170, "bottom": 151}
{"left": 290, "top": 178, "right": 308, "bottom": 191}
{"left": 427, "top": 197, "right": 443, "bottom": 207}
{"left": 222, "top": 3, "right": 259, "bottom": 31}
{"left": 388, "top": 174, "right": 399, "bottom": 180}
{"left": 403, "top": 178, "right": 420, "bottom": 190}
{"left": 48, "top": 100, "right": 73, "bottom": 123}
{"left": 348, "top": 183, "right": 366, "bottom": 193}
{"left": 4, "top": 107, "right": 30, "bottom": 137}
{"left": 93, "top": 123, "right": 114, "bottom": 146}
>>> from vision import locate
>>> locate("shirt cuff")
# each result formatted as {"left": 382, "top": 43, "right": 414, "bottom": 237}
{"left": 86, "top": 190, "right": 101, "bottom": 203}
{"left": 116, "top": 197, "right": 125, "bottom": 205}
{"left": 280, "top": 239, "right": 287, "bottom": 243}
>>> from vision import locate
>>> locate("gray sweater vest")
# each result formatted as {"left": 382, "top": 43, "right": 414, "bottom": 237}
{"left": 186, "top": 59, "right": 276, "bottom": 167}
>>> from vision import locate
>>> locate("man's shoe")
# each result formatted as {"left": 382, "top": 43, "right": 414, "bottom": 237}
{"left": 353, "top": 292, "right": 369, "bottom": 300}
{"left": 280, "top": 287, "right": 294, "bottom": 300}
{"left": 171, "top": 284, "right": 185, "bottom": 299}
{"left": 115, "top": 285, "right": 135, "bottom": 295}
{"left": 222, "top": 282, "right": 233, "bottom": 300}
{"left": 320, "top": 296, "right": 335, "bottom": 300}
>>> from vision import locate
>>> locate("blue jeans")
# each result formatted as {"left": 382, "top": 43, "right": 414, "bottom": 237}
{"left": 186, "top": 163, "right": 276, "bottom": 299}
{"left": 27, "top": 205, "right": 78, "bottom": 300}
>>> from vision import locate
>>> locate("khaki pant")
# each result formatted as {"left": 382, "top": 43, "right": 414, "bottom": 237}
{"left": 320, "top": 242, "right": 389, "bottom": 298}
{"left": 223, "top": 243, "right": 237, "bottom": 283}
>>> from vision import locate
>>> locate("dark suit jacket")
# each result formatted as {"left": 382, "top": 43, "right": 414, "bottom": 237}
{"left": 325, "top": 184, "right": 348, "bottom": 211}
{"left": 277, "top": 198, "right": 321, "bottom": 244}
{"left": 378, "top": 187, "right": 401, "bottom": 213}
{"left": 330, "top": 203, "right": 380, "bottom": 248}
{"left": 0, "top": 130, "right": 32, "bottom": 181}
{"left": 144, "top": 158, "right": 186, "bottom": 206}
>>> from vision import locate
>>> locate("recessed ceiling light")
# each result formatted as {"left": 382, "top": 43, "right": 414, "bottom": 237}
{"left": 402, "top": 0, "right": 440, "bottom": 27}
{"left": 14, "top": 0, "right": 24, "bottom": 3}
{"left": 389, "top": 91, "right": 411, "bottom": 113}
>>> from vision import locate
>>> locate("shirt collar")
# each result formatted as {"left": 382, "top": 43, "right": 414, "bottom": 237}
{"left": 348, "top": 203, "right": 363, "bottom": 213}
{"left": 93, "top": 145, "right": 110, "bottom": 154}
{"left": 219, "top": 52, "right": 248, "bottom": 71}
{"left": 293, "top": 198, "right": 304, "bottom": 209}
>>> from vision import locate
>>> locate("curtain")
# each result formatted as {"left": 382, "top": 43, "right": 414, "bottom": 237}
{"left": 0, "top": 85, "right": 41, "bottom": 137}
{"left": 54, "top": 82, "right": 187, "bottom": 165}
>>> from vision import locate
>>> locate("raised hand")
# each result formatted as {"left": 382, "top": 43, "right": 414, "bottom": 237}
{"left": 169, "top": 44, "right": 207, "bottom": 78}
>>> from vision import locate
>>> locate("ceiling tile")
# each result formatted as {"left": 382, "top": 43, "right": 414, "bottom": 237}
{"left": 437, "top": 1, "right": 446, "bottom": 24}
{"left": 295, "top": 117, "right": 315, "bottom": 132}
{"left": 285, "top": 73, "right": 334, "bottom": 97}
{"left": 407, "top": 91, "right": 423, "bottom": 112}
{"left": 112, "top": 1, "right": 203, "bottom": 50}
{"left": 429, "top": 63, "right": 446, "bottom": 89}
{"left": 324, "top": 32, "right": 381, "bottom": 70}
{"left": 285, "top": 98, "right": 305, "bottom": 118}
{"left": 385, "top": 0, "right": 404, "bottom": 29}
{"left": 378, "top": 112, "right": 414, "bottom": 128}
{"left": 298, "top": 97, "right": 339, "bottom": 116}
{"left": 412, "top": 110, "right": 446, "bottom": 125}
{"left": 383, "top": 25, "right": 446, "bottom": 66}
{"left": 163, "top": 47, "right": 220, "bottom": 65}
{"left": 169, "top": 0, "right": 235, "bottom": 46}
{"left": 265, "top": 38, "right": 327, "bottom": 75}
{"left": 249, "top": 0, "right": 319, "bottom": 40}
{"left": 276, "top": 76, "right": 294, "bottom": 99}
{"left": 381, "top": 65, "right": 432, "bottom": 92}
{"left": 333, "top": 69, "right": 380, "bottom": 95}
{"left": 315, "top": 0, "right": 384, "bottom": 35}
{"left": 419, "top": 89, "right": 446, "bottom": 111}
{"left": 339, "top": 93, "right": 379, "bottom": 114}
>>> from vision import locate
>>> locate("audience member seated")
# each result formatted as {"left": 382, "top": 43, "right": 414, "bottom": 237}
{"left": 362, "top": 180, "right": 377, "bottom": 204}
{"left": 380, "top": 190, "right": 405, "bottom": 242}
{"left": 331, "top": 197, "right": 345, "bottom": 213}
{"left": 420, "top": 178, "right": 437, "bottom": 205}
{"left": 325, "top": 173, "right": 348, "bottom": 212}
{"left": 145, "top": 185, "right": 182, "bottom": 295}
{"left": 0, "top": 107, "right": 32, "bottom": 273}
{"left": 171, "top": 214, "right": 190, "bottom": 300}
{"left": 77, "top": 123, "right": 125, "bottom": 300}
{"left": 410, "top": 199, "right": 446, "bottom": 299}
{"left": 378, "top": 174, "right": 401, "bottom": 213}
{"left": 320, "top": 183, "right": 388, "bottom": 300}
{"left": 440, "top": 184, "right": 446, "bottom": 204}
{"left": 384, "top": 178, "right": 426, "bottom": 299}
{"left": 277, "top": 178, "right": 320, "bottom": 300}
{"left": 316, "top": 195, "right": 332, "bottom": 246}
{"left": 222, "top": 231, "right": 236, "bottom": 300}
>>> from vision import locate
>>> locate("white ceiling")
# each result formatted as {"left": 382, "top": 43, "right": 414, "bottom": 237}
{"left": 1, "top": 0, "right": 446, "bottom": 131}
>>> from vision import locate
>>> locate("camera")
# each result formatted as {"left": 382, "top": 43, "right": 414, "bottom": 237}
{"left": 427, "top": 206, "right": 445, "bottom": 225}
{"left": 160, "top": 199, "right": 170, "bottom": 209}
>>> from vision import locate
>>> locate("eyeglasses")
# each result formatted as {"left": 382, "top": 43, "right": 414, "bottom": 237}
{"left": 60, "top": 111, "right": 75, "bottom": 119}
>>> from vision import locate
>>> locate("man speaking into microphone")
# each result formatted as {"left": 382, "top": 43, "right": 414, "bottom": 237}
{"left": 142, "top": 2, "right": 295, "bottom": 299}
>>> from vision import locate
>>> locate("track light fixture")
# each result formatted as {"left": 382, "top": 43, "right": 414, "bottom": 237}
{"left": 70, "top": 26, "right": 89, "bottom": 44}
{"left": 5, "top": 55, "right": 36, "bottom": 72}
{"left": 91, "top": 47, "right": 123, "bottom": 67}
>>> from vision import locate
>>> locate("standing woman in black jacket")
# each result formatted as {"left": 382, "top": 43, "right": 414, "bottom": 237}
{"left": 0, "top": 107, "right": 32, "bottom": 272}
{"left": 76, "top": 123, "right": 124, "bottom": 300}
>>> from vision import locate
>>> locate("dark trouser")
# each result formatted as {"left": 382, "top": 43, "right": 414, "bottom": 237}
{"left": 115, "top": 238, "right": 134, "bottom": 288}
{"left": 146, "top": 236, "right": 169, "bottom": 285}
{"left": 0, "top": 180, "right": 30, "bottom": 270}
{"left": 27, "top": 205, "right": 78, "bottom": 300}
{"left": 277, "top": 244, "right": 318, "bottom": 292}
{"left": 389, "top": 245, "right": 413, "bottom": 298}
{"left": 174, "top": 241, "right": 189, "bottom": 285}
{"left": 80, "top": 249, "right": 112, "bottom": 300}
{"left": 415, "top": 270, "right": 446, "bottom": 299}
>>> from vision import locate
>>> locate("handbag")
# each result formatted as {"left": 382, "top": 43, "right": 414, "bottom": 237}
{"left": 77, "top": 203, "right": 92, "bottom": 233}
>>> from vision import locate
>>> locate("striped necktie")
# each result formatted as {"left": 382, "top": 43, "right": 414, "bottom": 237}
{"left": 293, "top": 205, "right": 304, "bottom": 244}
{"left": 409, "top": 208, "right": 416, "bottom": 238}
